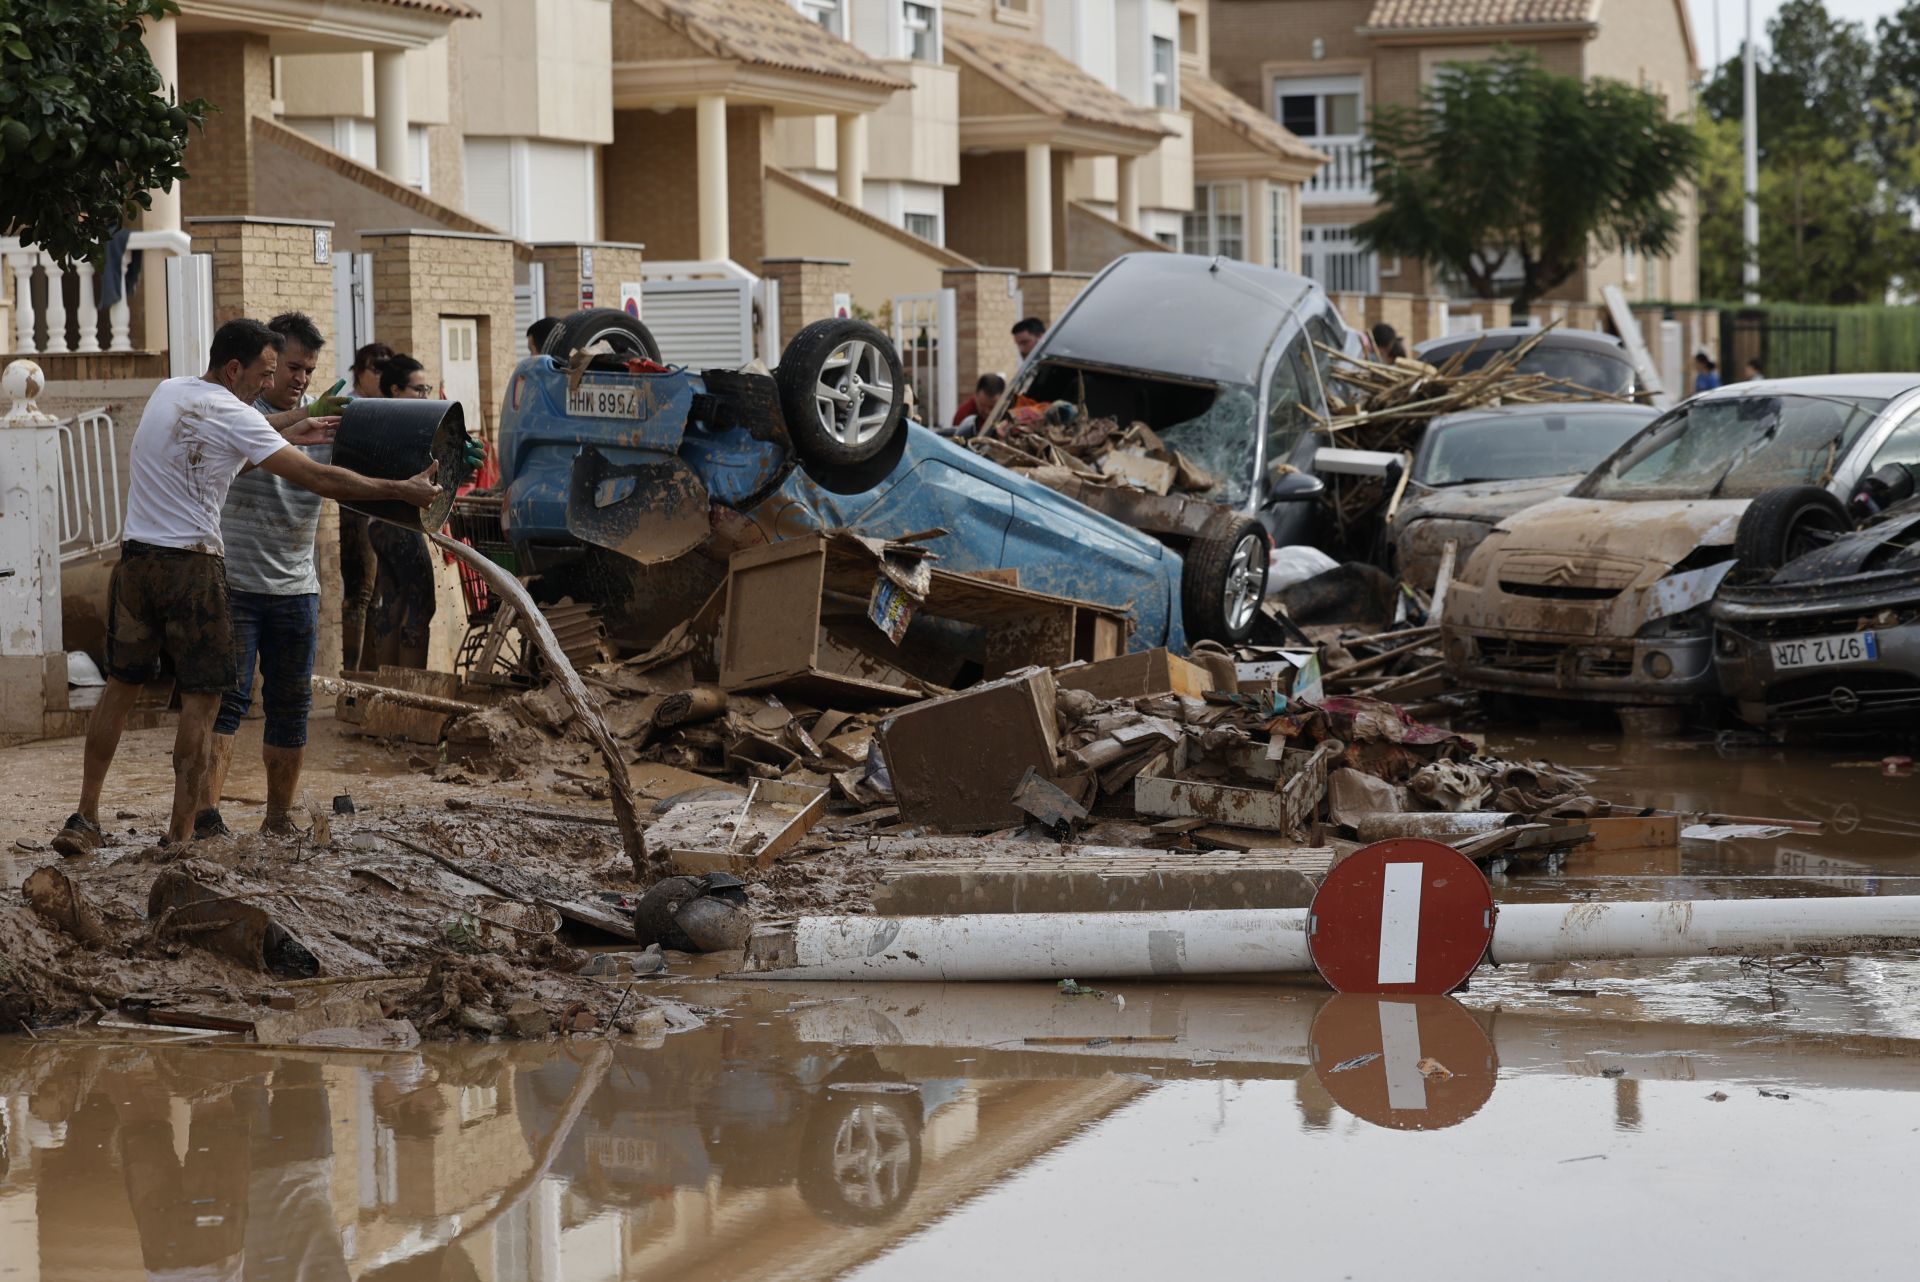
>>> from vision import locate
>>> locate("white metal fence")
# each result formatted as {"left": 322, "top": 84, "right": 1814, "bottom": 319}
{"left": 891, "top": 289, "right": 957, "bottom": 428}
{"left": 56, "top": 408, "right": 123, "bottom": 563}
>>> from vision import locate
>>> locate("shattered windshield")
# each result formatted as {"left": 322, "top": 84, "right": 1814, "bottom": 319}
{"left": 1157, "top": 385, "right": 1259, "bottom": 506}
{"left": 1418, "top": 409, "right": 1651, "bottom": 485}
{"left": 1445, "top": 344, "right": 1635, "bottom": 396}
{"left": 1580, "top": 394, "right": 1888, "bottom": 500}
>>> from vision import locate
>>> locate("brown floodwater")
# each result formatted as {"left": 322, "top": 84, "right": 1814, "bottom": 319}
{"left": 4, "top": 728, "right": 1919, "bottom": 1277}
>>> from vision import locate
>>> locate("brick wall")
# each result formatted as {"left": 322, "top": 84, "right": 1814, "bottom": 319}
{"left": 362, "top": 230, "right": 517, "bottom": 446}
{"left": 603, "top": 105, "right": 770, "bottom": 265}
{"left": 187, "top": 217, "right": 336, "bottom": 328}
{"left": 533, "top": 243, "right": 647, "bottom": 318}
{"left": 762, "top": 259, "right": 852, "bottom": 339}
{"left": 944, "top": 266, "right": 1021, "bottom": 389}
{"left": 1015, "top": 272, "right": 1090, "bottom": 327}
{"left": 178, "top": 33, "right": 273, "bottom": 217}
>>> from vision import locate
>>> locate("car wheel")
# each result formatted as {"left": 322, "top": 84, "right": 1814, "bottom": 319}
{"left": 1183, "top": 514, "right": 1270, "bottom": 645}
{"left": 776, "top": 318, "right": 907, "bottom": 468}
{"left": 1734, "top": 485, "right": 1850, "bottom": 576}
{"left": 542, "top": 307, "right": 663, "bottom": 363}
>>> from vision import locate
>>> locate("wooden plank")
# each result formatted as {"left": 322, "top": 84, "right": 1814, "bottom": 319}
{"left": 1584, "top": 814, "right": 1681, "bottom": 852}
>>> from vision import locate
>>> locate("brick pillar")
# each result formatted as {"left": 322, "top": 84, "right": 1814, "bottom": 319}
{"left": 530, "top": 242, "right": 647, "bottom": 318}
{"left": 1015, "top": 272, "right": 1091, "bottom": 328}
{"left": 1364, "top": 294, "right": 1416, "bottom": 347}
{"left": 1405, "top": 296, "right": 1448, "bottom": 346}
{"left": 177, "top": 33, "right": 272, "bottom": 218}
{"left": 1461, "top": 299, "right": 1513, "bottom": 330}
{"left": 761, "top": 258, "right": 852, "bottom": 342}
{"left": 185, "top": 217, "right": 335, "bottom": 326}
{"left": 944, "top": 267, "right": 1021, "bottom": 388}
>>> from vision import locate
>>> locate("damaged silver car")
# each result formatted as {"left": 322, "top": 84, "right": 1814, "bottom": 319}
{"left": 1443, "top": 375, "right": 1920, "bottom": 717}
{"left": 1390, "top": 402, "right": 1657, "bottom": 591}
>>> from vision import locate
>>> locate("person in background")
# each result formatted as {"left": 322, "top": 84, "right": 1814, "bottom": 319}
{"left": 527, "top": 316, "right": 560, "bottom": 357}
{"left": 340, "top": 341, "right": 393, "bottom": 669}
{"left": 50, "top": 319, "right": 439, "bottom": 854}
{"left": 950, "top": 372, "right": 1006, "bottom": 436}
{"left": 1693, "top": 351, "right": 1722, "bottom": 394}
{"left": 1743, "top": 358, "right": 1765, "bottom": 381}
{"left": 206, "top": 312, "right": 341, "bottom": 835}
{"left": 361, "top": 354, "right": 441, "bottom": 670}
{"left": 1012, "top": 317, "right": 1045, "bottom": 360}
{"left": 349, "top": 341, "right": 392, "bottom": 399}
{"left": 1370, "top": 323, "right": 1408, "bottom": 362}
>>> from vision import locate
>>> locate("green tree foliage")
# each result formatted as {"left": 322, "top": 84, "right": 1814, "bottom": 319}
{"left": 0, "top": 0, "right": 209, "bottom": 265}
{"left": 1355, "top": 50, "right": 1696, "bottom": 310}
{"left": 1701, "top": 0, "right": 1920, "bottom": 303}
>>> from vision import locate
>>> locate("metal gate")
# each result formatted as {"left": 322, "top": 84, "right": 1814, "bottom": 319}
{"left": 891, "top": 289, "right": 957, "bottom": 428}
{"left": 1720, "top": 312, "right": 1839, "bottom": 379}
{"left": 331, "top": 251, "right": 374, "bottom": 382}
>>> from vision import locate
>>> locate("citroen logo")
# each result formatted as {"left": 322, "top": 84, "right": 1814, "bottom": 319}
{"left": 1539, "top": 561, "right": 1579, "bottom": 585}
{"left": 1830, "top": 686, "right": 1861, "bottom": 716}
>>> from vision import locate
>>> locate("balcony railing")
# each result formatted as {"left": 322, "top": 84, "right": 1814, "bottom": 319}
{"left": 2, "top": 230, "right": 191, "bottom": 357}
{"left": 1303, "top": 137, "right": 1373, "bottom": 204}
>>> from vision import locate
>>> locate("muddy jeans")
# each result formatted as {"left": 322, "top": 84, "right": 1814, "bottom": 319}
{"left": 105, "top": 540, "right": 237, "bottom": 693}
{"left": 340, "top": 510, "right": 377, "bottom": 670}
{"left": 214, "top": 591, "right": 319, "bottom": 748}
{"left": 367, "top": 521, "right": 436, "bottom": 655}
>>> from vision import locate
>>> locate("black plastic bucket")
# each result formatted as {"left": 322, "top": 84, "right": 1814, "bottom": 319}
{"left": 330, "top": 397, "right": 466, "bottom": 530}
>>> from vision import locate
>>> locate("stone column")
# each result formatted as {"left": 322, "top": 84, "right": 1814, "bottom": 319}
{"left": 697, "top": 95, "right": 731, "bottom": 262}
{"left": 140, "top": 14, "right": 182, "bottom": 355}
{"left": 1116, "top": 155, "right": 1141, "bottom": 231}
{"left": 761, "top": 258, "right": 851, "bottom": 342}
{"left": 373, "top": 50, "right": 410, "bottom": 184}
{"left": 943, "top": 267, "right": 1020, "bottom": 390}
{"left": 1024, "top": 142, "right": 1053, "bottom": 274}
{"left": 1247, "top": 178, "right": 1272, "bottom": 267}
{"left": 835, "top": 113, "right": 866, "bottom": 210}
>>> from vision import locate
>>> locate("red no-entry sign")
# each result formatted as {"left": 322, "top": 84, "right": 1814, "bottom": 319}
{"left": 1307, "top": 838, "right": 1495, "bottom": 994}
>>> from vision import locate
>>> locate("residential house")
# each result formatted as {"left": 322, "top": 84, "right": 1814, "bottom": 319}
{"left": 1207, "top": 0, "right": 1699, "bottom": 303}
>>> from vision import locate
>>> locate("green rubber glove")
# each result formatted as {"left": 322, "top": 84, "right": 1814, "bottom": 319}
{"left": 461, "top": 435, "right": 487, "bottom": 475}
{"left": 308, "top": 391, "right": 351, "bottom": 417}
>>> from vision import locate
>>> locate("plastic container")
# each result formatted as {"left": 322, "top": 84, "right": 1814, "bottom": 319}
{"left": 330, "top": 397, "right": 466, "bottom": 530}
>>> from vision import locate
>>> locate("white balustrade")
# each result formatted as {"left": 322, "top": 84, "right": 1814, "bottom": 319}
{"left": 1302, "top": 138, "right": 1374, "bottom": 205}
{"left": 1, "top": 230, "right": 191, "bottom": 358}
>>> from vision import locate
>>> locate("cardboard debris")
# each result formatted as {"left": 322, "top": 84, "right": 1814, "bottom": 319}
{"left": 1055, "top": 648, "right": 1212, "bottom": 701}
{"left": 649, "top": 778, "right": 830, "bottom": 873}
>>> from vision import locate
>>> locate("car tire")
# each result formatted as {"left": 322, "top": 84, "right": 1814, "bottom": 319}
{"left": 541, "top": 307, "right": 663, "bottom": 363}
{"left": 1183, "top": 514, "right": 1270, "bottom": 645}
{"left": 1735, "top": 485, "right": 1850, "bottom": 575}
{"left": 776, "top": 318, "right": 907, "bottom": 468}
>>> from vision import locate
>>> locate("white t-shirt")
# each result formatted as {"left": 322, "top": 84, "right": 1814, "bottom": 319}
{"left": 123, "top": 376, "right": 291, "bottom": 556}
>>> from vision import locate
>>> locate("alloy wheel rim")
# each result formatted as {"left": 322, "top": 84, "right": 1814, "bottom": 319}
{"left": 813, "top": 339, "right": 895, "bottom": 448}
{"left": 1223, "top": 535, "right": 1266, "bottom": 632}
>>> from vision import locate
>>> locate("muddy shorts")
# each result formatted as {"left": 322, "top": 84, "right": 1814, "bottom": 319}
{"left": 367, "top": 522, "right": 437, "bottom": 651}
{"left": 105, "top": 541, "right": 237, "bottom": 694}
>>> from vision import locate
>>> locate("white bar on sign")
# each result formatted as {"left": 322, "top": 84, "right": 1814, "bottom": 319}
{"left": 1377, "top": 1000, "right": 1428, "bottom": 1111}
{"left": 1376, "top": 862, "right": 1424, "bottom": 985}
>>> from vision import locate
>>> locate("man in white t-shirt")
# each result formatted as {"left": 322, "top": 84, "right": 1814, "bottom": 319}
{"left": 52, "top": 318, "right": 443, "bottom": 854}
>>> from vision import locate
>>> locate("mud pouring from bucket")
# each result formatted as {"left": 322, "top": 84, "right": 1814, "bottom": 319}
{"left": 330, "top": 396, "right": 468, "bottom": 530}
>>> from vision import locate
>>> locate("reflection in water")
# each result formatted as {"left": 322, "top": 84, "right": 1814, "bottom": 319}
{"left": 2, "top": 978, "right": 1920, "bottom": 1280}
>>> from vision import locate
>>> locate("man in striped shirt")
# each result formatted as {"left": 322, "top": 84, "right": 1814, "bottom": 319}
{"left": 205, "top": 311, "right": 341, "bottom": 834}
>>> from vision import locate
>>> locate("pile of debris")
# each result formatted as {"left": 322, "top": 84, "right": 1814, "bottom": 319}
{"left": 968, "top": 410, "right": 1221, "bottom": 502}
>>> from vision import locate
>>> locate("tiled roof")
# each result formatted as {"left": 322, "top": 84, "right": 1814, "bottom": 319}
{"left": 1363, "top": 0, "right": 1598, "bottom": 29}
{"left": 944, "top": 22, "right": 1169, "bottom": 136}
{"left": 631, "top": 0, "right": 909, "bottom": 88}
{"left": 361, "top": 0, "right": 477, "bottom": 16}
{"left": 1183, "top": 73, "right": 1326, "bottom": 165}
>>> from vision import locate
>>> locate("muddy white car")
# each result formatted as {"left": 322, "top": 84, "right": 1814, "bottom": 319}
{"left": 1441, "top": 375, "right": 1920, "bottom": 715}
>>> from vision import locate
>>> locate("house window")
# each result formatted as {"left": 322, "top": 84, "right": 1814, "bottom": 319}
{"left": 1274, "top": 77, "right": 1363, "bottom": 139}
{"left": 1182, "top": 182, "right": 1244, "bottom": 259}
{"left": 1269, "top": 185, "right": 1294, "bottom": 272}
{"left": 1154, "top": 231, "right": 1179, "bottom": 248}
{"left": 798, "top": 0, "right": 844, "bottom": 36}
{"left": 904, "top": 211, "right": 940, "bottom": 242}
{"left": 1301, "top": 223, "right": 1377, "bottom": 293}
{"left": 1151, "top": 36, "right": 1177, "bottom": 109}
{"left": 901, "top": 0, "right": 939, "bottom": 60}
{"left": 997, "top": 0, "right": 1030, "bottom": 12}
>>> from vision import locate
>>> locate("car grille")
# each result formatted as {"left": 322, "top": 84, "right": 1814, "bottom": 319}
{"left": 1496, "top": 552, "right": 1642, "bottom": 601}
{"left": 1475, "top": 638, "right": 1634, "bottom": 678}
{"left": 1735, "top": 611, "right": 1917, "bottom": 642}
{"left": 1766, "top": 671, "right": 1920, "bottom": 721}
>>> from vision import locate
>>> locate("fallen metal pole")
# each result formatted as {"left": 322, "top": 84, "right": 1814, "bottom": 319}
{"left": 742, "top": 896, "right": 1920, "bottom": 982}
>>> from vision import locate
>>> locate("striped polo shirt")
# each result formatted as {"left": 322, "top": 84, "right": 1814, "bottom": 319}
{"left": 217, "top": 394, "right": 328, "bottom": 595}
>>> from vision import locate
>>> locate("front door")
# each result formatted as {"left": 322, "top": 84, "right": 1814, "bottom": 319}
{"left": 439, "top": 317, "right": 483, "bottom": 437}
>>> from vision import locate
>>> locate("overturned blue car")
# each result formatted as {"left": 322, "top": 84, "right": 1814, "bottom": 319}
{"left": 493, "top": 309, "right": 1187, "bottom": 653}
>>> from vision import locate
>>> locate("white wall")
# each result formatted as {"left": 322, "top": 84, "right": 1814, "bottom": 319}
{"left": 863, "top": 180, "right": 947, "bottom": 243}
{"left": 1045, "top": 0, "right": 1118, "bottom": 89}
{"left": 462, "top": 137, "right": 597, "bottom": 241}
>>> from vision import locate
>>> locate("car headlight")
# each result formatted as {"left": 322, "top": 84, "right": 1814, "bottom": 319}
{"left": 1643, "top": 650, "right": 1674, "bottom": 679}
